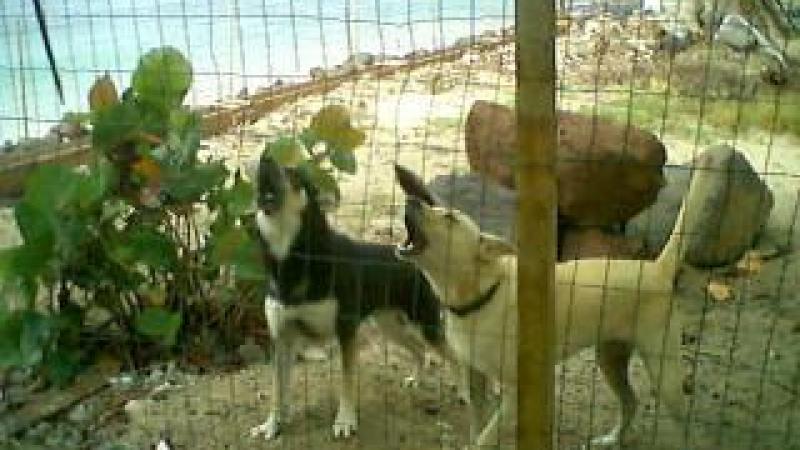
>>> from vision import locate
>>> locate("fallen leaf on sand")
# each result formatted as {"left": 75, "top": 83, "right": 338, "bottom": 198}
{"left": 707, "top": 280, "right": 734, "bottom": 303}
{"left": 735, "top": 250, "right": 765, "bottom": 276}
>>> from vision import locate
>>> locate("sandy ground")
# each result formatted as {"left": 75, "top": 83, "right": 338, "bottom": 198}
{"left": 2, "top": 37, "right": 800, "bottom": 449}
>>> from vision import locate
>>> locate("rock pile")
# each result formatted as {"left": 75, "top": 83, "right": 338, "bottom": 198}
{"left": 465, "top": 100, "right": 666, "bottom": 228}
{"left": 629, "top": 144, "right": 774, "bottom": 267}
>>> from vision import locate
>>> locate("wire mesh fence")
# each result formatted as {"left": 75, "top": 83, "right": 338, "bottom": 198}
{"left": 0, "top": 0, "right": 799, "bottom": 449}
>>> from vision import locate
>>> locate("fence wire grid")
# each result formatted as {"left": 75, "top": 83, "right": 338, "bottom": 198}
{"left": 0, "top": 0, "right": 799, "bottom": 449}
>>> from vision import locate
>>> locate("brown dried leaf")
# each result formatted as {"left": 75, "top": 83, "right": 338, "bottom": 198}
{"left": 309, "top": 105, "right": 365, "bottom": 151}
{"left": 735, "top": 250, "right": 765, "bottom": 276}
{"left": 707, "top": 280, "right": 734, "bottom": 303}
{"left": 88, "top": 72, "right": 119, "bottom": 112}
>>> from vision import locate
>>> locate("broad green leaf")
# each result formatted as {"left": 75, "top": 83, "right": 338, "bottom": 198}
{"left": 90, "top": 101, "right": 142, "bottom": 151}
{"left": 299, "top": 163, "right": 340, "bottom": 200}
{"left": 76, "top": 159, "right": 113, "bottom": 210}
{"left": 209, "top": 226, "right": 265, "bottom": 282}
{"left": 135, "top": 307, "right": 181, "bottom": 347}
{"left": 109, "top": 226, "right": 177, "bottom": 270}
{"left": 19, "top": 311, "right": 51, "bottom": 367}
{"left": 267, "top": 137, "right": 307, "bottom": 167}
{"left": 328, "top": 147, "right": 357, "bottom": 174}
{"left": 0, "top": 310, "right": 23, "bottom": 367}
{"left": 308, "top": 105, "right": 365, "bottom": 152}
{"left": 23, "top": 164, "right": 82, "bottom": 212}
{"left": 165, "top": 110, "right": 201, "bottom": 167}
{"left": 1, "top": 274, "right": 39, "bottom": 308}
{"left": 163, "top": 161, "right": 227, "bottom": 204}
{"left": 220, "top": 177, "right": 255, "bottom": 218}
{"left": 43, "top": 346, "right": 82, "bottom": 387}
{"left": 14, "top": 202, "right": 55, "bottom": 271}
{"left": 132, "top": 47, "right": 193, "bottom": 112}
{"left": 297, "top": 129, "right": 320, "bottom": 152}
{"left": 0, "top": 248, "right": 14, "bottom": 282}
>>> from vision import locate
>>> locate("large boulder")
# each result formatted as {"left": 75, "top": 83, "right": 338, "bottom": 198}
{"left": 626, "top": 164, "right": 693, "bottom": 258}
{"left": 425, "top": 173, "right": 645, "bottom": 261}
{"left": 465, "top": 100, "right": 666, "bottom": 228}
{"left": 560, "top": 228, "right": 645, "bottom": 261}
{"left": 628, "top": 145, "right": 773, "bottom": 267}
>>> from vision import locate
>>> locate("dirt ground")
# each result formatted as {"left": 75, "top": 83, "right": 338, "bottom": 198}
{"left": 2, "top": 29, "right": 800, "bottom": 450}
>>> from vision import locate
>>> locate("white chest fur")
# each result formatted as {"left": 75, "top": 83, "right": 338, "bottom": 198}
{"left": 256, "top": 210, "right": 302, "bottom": 261}
{"left": 265, "top": 295, "right": 338, "bottom": 342}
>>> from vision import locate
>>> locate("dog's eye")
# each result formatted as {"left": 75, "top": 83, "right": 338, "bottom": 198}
{"left": 443, "top": 211, "right": 457, "bottom": 222}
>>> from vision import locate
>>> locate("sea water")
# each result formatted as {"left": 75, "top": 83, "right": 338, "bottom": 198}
{"left": 0, "top": 0, "right": 513, "bottom": 143}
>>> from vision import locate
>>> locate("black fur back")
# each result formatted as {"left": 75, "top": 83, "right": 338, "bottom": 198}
{"left": 262, "top": 165, "right": 444, "bottom": 344}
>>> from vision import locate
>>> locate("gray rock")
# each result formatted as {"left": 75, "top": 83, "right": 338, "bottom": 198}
{"left": 26, "top": 421, "right": 52, "bottom": 439}
{"left": 627, "top": 164, "right": 692, "bottom": 257}
{"left": 67, "top": 403, "right": 92, "bottom": 424}
{"left": 342, "top": 52, "right": 376, "bottom": 73}
{"left": 427, "top": 173, "right": 516, "bottom": 242}
{"left": 658, "top": 26, "right": 694, "bottom": 53}
{"left": 628, "top": 145, "right": 773, "bottom": 267}
{"left": 5, "top": 385, "right": 28, "bottom": 406}
{"left": 309, "top": 66, "right": 326, "bottom": 80}
{"left": 8, "top": 367, "right": 33, "bottom": 385}
{"left": 109, "top": 373, "right": 137, "bottom": 389}
{"left": 715, "top": 15, "right": 758, "bottom": 52}
{"left": 148, "top": 367, "right": 165, "bottom": 384}
{"left": 454, "top": 37, "right": 475, "bottom": 48}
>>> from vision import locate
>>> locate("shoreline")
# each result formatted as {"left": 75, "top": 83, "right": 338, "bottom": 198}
{"left": 0, "top": 26, "right": 514, "bottom": 199}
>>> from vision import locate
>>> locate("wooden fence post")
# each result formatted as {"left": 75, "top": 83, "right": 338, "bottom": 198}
{"left": 516, "top": 0, "right": 557, "bottom": 449}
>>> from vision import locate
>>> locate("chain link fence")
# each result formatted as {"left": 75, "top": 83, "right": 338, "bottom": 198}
{"left": 0, "top": 0, "right": 798, "bottom": 449}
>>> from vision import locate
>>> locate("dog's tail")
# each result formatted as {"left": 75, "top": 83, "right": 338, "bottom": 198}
{"left": 654, "top": 193, "right": 690, "bottom": 281}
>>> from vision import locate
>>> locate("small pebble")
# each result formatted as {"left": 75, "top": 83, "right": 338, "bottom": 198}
{"left": 423, "top": 403, "right": 441, "bottom": 415}
{"left": 68, "top": 403, "right": 92, "bottom": 424}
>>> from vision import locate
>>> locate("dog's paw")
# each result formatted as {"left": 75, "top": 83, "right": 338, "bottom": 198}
{"left": 249, "top": 415, "right": 281, "bottom": 441}
{"left": 585, "top": 431, "right": 620, "bottom": 448}
{"left": 333, "top": 407, "right": 358, "bottom": 438}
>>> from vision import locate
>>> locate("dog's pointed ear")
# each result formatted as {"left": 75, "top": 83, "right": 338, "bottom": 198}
{"left": 258, "top": 151, "right": 287, "bottom": 184}
{"left": 394, "top": 164, "right": 441, "bottom": 206}
{"left": 479, "top": 233, "right": 516, "bottom": 259}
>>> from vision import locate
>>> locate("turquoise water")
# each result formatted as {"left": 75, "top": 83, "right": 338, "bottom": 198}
{"left": 0, "top": 0, "right": 513, "bottom": 143}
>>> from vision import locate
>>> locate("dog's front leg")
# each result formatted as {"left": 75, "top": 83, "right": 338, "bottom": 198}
{"left": 473, "top": 385, "right": 515, "bottom": 449}
{"left": 467, "top": 367, "right": 489, "bottom": 442}
{"left": 333, "top": 332, "right": 358, "bottom": 438}
{"left": 457, "top": 362, "right": 472, "bottom": 405}
{"left": 250, "top": 337, "right": 295, "bottom": 440}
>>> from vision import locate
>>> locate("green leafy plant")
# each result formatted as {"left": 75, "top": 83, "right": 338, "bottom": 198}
{"left": 0, "top": 46, "right": 365, "bottom": 384}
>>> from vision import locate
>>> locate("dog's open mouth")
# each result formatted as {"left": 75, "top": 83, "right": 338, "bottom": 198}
{"left": 397, "top": 197, "right": 428, "bottom": 257}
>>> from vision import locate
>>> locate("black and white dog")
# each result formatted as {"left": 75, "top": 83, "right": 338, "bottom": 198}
{"left": 249, "top": 154, "right": 460, "bottom": 440}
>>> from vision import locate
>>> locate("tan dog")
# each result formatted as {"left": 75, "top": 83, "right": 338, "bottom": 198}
{"left": 394, "top": 165, "right": 688, "bottom": 448}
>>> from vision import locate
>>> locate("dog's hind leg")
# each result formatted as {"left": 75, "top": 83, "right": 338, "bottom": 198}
{"left": 467, "top": 367, "right": 490, "bottom": 442}
{"left": 474, "top": 385, "right": 516, "bottom": 448}
{"left": 638, "top": 321, "right": 688, "bottom": 436}
{"left": 591, "top": 341, "right": 636, "bottom": 447}
{"left": 333, "top": 330, "right": 359, "bottom": 438}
